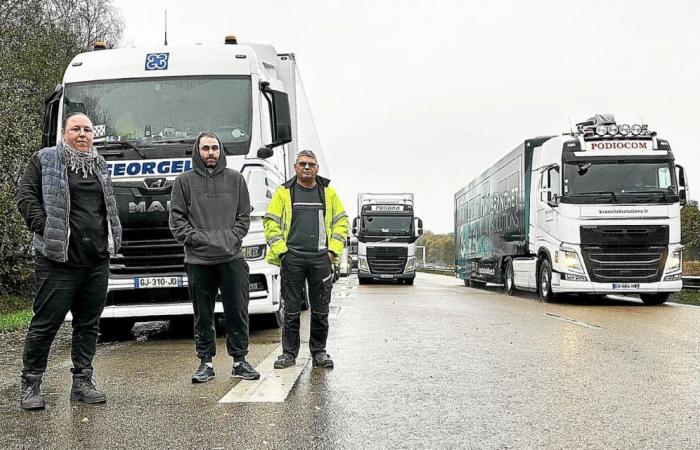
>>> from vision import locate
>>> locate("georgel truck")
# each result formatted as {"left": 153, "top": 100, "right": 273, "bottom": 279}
{"left": 42, "top": 36, "right": 327, "bottom": 334}
{"left": 454, "top": 114, "right": 688, "bottom": 305}
{"left": 352, "top": 193, "right": 423, "bottom": 285}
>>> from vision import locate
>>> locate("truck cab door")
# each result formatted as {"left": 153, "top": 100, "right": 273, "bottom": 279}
{"left": 537, "top": 166, "right": 561, "bottom": 240}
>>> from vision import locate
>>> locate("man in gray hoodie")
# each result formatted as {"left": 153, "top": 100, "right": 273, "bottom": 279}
{"left": 169, "top": 132, "right": 259, "bottom": 382}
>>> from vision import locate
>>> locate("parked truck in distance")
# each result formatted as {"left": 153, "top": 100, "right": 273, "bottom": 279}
{"left": 454, "top": 114, "right": 688, "bottom": 304}
{"left": 353, "top": 193, "right": 423, "bottom": 285}
{"left": 44, "top": 36, "right": 326, "bottom": 334}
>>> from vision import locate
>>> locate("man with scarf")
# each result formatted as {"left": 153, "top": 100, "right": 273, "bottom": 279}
{"left": 169, "top": 132, "right": 260, "bottom": 383}
{"left": 16, "top": 112, "right": 122, "bottom": 410}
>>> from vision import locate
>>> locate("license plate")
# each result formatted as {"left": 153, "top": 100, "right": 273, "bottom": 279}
{"left": 612, "top": 283, "right": 640, "bottom": 290}
{"left": 134, "top": 276, "right": 183, "bottom": 289}
{"left": 379, "top": 274, "right": 393, "bottom": 279}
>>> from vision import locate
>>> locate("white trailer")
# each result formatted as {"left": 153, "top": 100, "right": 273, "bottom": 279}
{"left": 352, "top": 193, "right": 423, "bottom": 285}
{"left": 454, "top": 114, "right": 688, "bottom": 304}
{"left": 42, "top": 36, "right": 325, "bottom": 333}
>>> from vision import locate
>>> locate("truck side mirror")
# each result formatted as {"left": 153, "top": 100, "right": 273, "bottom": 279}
{"left": 260, "top": 82, "right": 292, "bottom": 149}
{"left": 677, "top": 165, "right": 688, "bottom": 206}
{"left": 416, "top": 218, "right": 423, "bottom": 237}
{"left": 42, "top": 84, "right": 63, "bottom": 148}
{"left": 352, "top": 217, "right": 359, "bottom": 236}
{"left": 679, "top": 188, "right": 687, "bottom": 206}
{"left": 257, "top": 146, "right": 274, "bottom": 159}
{"left": 547, "top": 191, "right": 559, "bottom": 207}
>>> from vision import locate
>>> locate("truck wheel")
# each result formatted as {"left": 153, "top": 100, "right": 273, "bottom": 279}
{"left": 503, "top": 259, "right": 515, "bottom": 296}
{"left": 99, "top": 318, "right": 135, "bottom": 341}
{"left": 359, "top": 277, "right": 370, "bottom": 285}
{"left": 538, "top": 259, "right": 557, "bottom": 303}
{"left": 640, "top": 293, "right": 670, "bottom": 305}
{"left": 404, "top": 278, "right": 414, "bottom": 286}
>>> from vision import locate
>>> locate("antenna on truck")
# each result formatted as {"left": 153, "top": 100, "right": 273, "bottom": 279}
{"left": 164, "top": 10, "right": 168, "bottom": 46}
{"left": 568, "top": 116, "right": 574, "bottom": 135}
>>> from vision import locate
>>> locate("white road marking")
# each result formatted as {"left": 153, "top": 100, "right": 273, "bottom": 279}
{"left": 218, "top": 345, "right": 310, "bottom": 403}
{"left": 545, "top": 313, "right": 601, "bottom": 330}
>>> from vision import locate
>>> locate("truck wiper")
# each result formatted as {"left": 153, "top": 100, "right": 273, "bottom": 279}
{"left": 97, "top": 140, "right": 147, "bottom": 159}
{"left": 624, "top": 190, "right": 672, "bottom": 201}
{"left": 571, "top": 191, "right": 618, "bottom": 202}
{"left": 152, "top": 138, "right": 196, "bottom": 145}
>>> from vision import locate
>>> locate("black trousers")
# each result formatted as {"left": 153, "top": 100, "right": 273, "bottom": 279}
{"left": 186, "top": 259, "right": 250, "bottom": 361}
{"left": 280, "top": 252, "right": 333, "bottom": 358}
{"left": 23, "top": 255, "right": 108, "bottom": 376}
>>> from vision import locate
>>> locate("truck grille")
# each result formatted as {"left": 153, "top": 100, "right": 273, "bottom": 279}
{"left": 580, "top": 225, "right": 668, "bottom": 283}
{"left": 110, "top": 227, "right": 184, "bottom": 275}
{"left": 367, "top": 247, "right": 407, "bottom": 275}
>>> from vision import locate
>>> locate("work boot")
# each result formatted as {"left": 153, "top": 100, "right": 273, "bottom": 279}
{"left": 312, "top": 351, "right": 334, "bottom": 369}
{"left": 232, "top": 360, "right": 260, "bottom": 380}
{"left": 273, "top": 354, "right": 296, "bottom": 369}
{"left": 70, "top": 369, "right": 107, "bottom": 404}
{"left": 191, "top": 361, "right": 216, "bottom": 384}
{"left": 20, "top": 374, "right": 46, "bottom": 410}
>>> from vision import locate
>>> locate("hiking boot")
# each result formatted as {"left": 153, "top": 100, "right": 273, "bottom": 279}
{"left": 191, "top": 362, "right": 216, "bottom": 384}
{"left": 273, "top": 354, "right": 296, "bottom": 369}
{"left": 232, "top": 360, "right": 260, "bottom": 380}
{"left": 20, "top": 374, "right": 46, "bottom": 410}
{"left": 70, "top": 369, "right": 107, "bottom": 404}
{"left": 312, "top": 351, "right": 334, "bottom": 369}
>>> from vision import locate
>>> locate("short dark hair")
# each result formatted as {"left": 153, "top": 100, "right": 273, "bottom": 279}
{"left": 62, "top": 112, "right": 90, "bottom": 129}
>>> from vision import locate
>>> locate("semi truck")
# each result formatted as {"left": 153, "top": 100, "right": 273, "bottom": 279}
{"left": 42, "top": 36, "right": 326, "bottom": 334}
{"left": 454, "top": 114, "right": 688, "bottom": 305}
{"left": 352, "top": 193, "right": 423, "bottom": 285}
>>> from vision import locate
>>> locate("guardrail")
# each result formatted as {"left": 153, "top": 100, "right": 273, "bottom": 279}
{"left": 417, "top": 267, "right": 454, "bottom": 276}
{"left": 683, "top": 276, "right": 700, "bottom": 290}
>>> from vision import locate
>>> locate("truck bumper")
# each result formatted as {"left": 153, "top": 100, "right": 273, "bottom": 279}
{"left": 552, "top": 275, "right": 683, "bottom": 294}
{"left": 67, "top": 261, "right": 280, "bottom": 321}
{"left": 358, "top": 270, "right": 415, "bottom": 281}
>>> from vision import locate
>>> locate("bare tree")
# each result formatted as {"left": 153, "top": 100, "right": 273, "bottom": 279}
{"left": 45, "top": 0, "right": 124, "bottom": 50}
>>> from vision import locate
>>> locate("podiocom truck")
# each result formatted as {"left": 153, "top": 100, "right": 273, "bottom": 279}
{"left": 454, "top": 114, "right": 688, "bottom": 304}
{"left": 353, "top": 193, "right": 423, "bottom": 285}
{"left": 43, "top": 37, "right": 327, "bottom": 334}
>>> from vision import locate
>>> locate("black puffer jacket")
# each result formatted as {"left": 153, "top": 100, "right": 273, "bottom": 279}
{"left": 169, "top": 135, "right": 251, "bottom": 264}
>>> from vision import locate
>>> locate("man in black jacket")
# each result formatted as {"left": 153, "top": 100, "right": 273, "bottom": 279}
{"left": 170, "top": 132, "right": 259, "bottom": 382}
{"left": 16, "top": 112, "right": 122, "bottom": 410}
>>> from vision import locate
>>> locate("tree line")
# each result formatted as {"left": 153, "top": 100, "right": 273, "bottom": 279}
{"left": 0, "top": 0, "right": 123, "bottom": 295}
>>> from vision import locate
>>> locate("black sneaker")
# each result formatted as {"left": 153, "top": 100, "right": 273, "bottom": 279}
{"left": 273, "top": 354, "right": 296, "bottom": 369}
{"left": 312, "top": 351, "right": 334, "bottom": 369}
{"left": 20, "top": 374, "right": 46, "bottom": 410}
{"left": 232, "top": 360, "right": 260, "bottom": 380}
{"left": 191, "top": 362, "right": 216, "bottom": 384}
{"left": 70, "top": 369, "right": 107, "bottom": 404}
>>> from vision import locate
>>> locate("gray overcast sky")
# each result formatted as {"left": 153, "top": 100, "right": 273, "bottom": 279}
{"left": 114, "top": 0, "right": 700, "bottom": 233}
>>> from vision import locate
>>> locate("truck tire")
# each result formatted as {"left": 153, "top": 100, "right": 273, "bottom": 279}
{"left": 503, "top": 258, "right": 515, "bottom": 296}
{"left": 538, "top": 259, "right": 557, "bottom": 303}
{"left": 640, "top": 293, "right": 670, "bottom": 305}
{"left": 359, "top": 277, "right": 370, "bottom": 285}
{"left": 99, "top": 318, "right": 135, "bottom": 341}
{"left": 404, "top": 278, "right": 414, "bottom": 286}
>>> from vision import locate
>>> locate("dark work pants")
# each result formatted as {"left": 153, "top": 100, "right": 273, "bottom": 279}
{"left": 186, "top": 259, "right": 250, "bottom": 361}
{"left": 280, "top": 252, "right": 333, "bottom": 358}
{"left": 23, "top": 255, "right": 109, "bottom": 376}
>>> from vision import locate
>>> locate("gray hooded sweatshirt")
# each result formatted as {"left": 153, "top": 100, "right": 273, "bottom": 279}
{"left": 169, "top": 136, "right": 251, "bottom": 264}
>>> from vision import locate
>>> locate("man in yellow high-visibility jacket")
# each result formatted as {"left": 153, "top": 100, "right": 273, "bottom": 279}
{"left": 264, "top": 150, "right": 349, "bottom": 369}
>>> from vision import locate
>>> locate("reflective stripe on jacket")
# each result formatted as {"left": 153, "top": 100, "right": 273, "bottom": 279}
{"left": 264, "top": 175, "right": 349, "bottom": 266}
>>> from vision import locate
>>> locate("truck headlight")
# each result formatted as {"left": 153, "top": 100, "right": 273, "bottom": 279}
{"left": 666, "top": 250, "right": 682, "bottom": 273}
{"left": 243, "top": 244, "right": 266, "bottom": 261}
{"left": 562, "top": 249, "right": 584, "bottom": 274}
{"left": 404, "top": 257, "right": 415, "bottom": 273}
{"left": 359, "top": 256, "right": 369, "bottom": 272}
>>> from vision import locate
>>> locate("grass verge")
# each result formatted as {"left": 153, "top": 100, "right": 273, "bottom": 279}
{"left": 0, "top": 296, "right": 33, "bottom": 333}
{"left": 670, "top": 289, "right": 700, "bottom": 306}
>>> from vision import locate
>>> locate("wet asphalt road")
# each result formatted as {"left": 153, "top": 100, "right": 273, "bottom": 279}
{"left": 0, "top": 273, "right": 699, "bottom": 449}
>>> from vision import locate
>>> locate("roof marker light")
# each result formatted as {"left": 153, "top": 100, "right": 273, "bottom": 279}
{"left": 596, "top": 125, "right": 608, "bottom": 136}
{"left": 607, "top": 124, "right": 619, "bottom": 135}
{"left": 619, "top": 124, "right": 631, "bottom": 135}
{"left": 631, "top": 124, "right": 642, "bottom": 135}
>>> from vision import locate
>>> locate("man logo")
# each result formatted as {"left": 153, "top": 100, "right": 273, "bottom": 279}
{"left": 144, "top": 177, "right": 167, "bottom": 190}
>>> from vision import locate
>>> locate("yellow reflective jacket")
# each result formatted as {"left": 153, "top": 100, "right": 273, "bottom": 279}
{"left": 264, "top": 176, "right": 349, "bottom": 266}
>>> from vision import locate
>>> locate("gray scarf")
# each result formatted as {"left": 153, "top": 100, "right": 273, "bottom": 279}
{"left": 59, "top": 140, "right": 99, "bottom": 179}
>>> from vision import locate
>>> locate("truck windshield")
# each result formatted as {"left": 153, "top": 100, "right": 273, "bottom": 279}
{"left": 62, "top": 76, "right": 252, "bottom": 155}
{"left": 362, "top": 215, "right": 413, "bottom": 236}
{"left": 562, "top": 160, "right": 678, "bottom": 204}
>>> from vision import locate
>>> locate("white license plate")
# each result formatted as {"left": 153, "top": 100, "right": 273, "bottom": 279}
{"left": 134, "top": 276, "right": 183, "bottom": 289}
{"left": 379, "top": 274, "right": 393, "bottom": 279}
{"left": 612, "top": 283, "right": 640, "bottom": 290}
